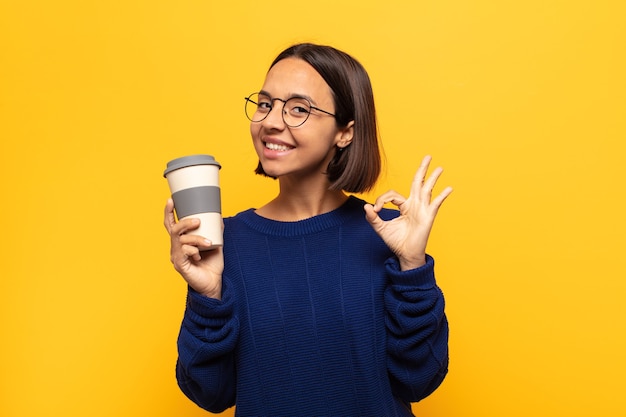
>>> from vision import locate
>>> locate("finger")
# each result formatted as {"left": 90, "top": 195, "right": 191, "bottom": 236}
{"left": 364, "top": 203, "right": 385, "bottom": 232}
{"left": 411, "top": 155, "right": 433, "bottom": 193}
{"left": 372, "top": 190, "right": 406, "bottom": 211}
{"left": 171, "top": 217, "right": 201, "bottom": 237}
{"left": 422, "top": 166, "right": 444, "bottom": 199}
{"left": 180, "top": 243, "right": 202, "bottom": 263}
{"left": 178, "top": 232, "right": 210, "bottom": 247}
{"left": 431, "top": 186, "right": 453, "bottom": 210}
{"left": 164, "top": 198, "right": 176, "bottom": 232}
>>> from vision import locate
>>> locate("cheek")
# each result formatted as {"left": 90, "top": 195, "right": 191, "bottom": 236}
{"left": 250, "top": 124, "right": 264, "bottom": 156}
{"left": 250, "top": 123, "right": 263, "bottom": 145}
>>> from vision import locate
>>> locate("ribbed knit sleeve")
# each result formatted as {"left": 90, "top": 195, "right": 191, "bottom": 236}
{"left": 176, "top": 278, "right": 239, "bottom": 413}
{"left": 384, "top": 255, "right": 449, "bottom": 402}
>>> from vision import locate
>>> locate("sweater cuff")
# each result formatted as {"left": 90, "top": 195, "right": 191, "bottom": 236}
{"left": 185, "top": 279, "right": 233, "bottom": 324}
{"left": 385, "top": 254, "right": 436, "bottom": 289}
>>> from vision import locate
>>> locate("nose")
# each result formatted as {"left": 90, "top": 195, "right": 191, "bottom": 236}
{"left": 261, "top": 99, "right": 287, "bottom": 129}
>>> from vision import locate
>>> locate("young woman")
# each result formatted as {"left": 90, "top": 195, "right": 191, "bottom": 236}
{"left": 164, "top": 43, "right": 453, "bottom": 416}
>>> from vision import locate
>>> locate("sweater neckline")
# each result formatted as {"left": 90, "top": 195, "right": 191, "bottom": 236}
{"left": 236, "top": 195, "right": 364, "bottom": 237}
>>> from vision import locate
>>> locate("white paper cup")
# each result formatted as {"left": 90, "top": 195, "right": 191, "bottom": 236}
{"left": 164, "top": 155, "right": 222, "bottom": 249}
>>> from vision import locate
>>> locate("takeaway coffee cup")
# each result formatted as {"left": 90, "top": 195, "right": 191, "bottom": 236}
{"left": 164, "top": 154, "right": 222, "bottom": 248}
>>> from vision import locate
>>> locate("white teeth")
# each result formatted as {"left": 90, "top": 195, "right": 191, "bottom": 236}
{"left": 265, "top": 142, "right": 291, "bottom": 151}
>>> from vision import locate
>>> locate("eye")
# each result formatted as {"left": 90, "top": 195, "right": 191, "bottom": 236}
{"left": 255, "top": 96, "right": 272, "bottom": 112}
{"left": 286, "top": 98, "right": 311, "bottom": 117}
{"left": 291, "top": 105, "right": 310, "bottom": 114}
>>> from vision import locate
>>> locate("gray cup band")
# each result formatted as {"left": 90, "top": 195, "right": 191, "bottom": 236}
{"left": 172, "top": 186, "right": 221, "bottom": 218}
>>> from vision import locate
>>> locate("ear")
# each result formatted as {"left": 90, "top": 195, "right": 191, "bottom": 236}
{"left": 335, "top": 120, "right": 354, "bottom": 149}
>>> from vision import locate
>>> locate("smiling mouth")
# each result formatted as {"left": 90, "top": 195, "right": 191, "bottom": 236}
{"left": 264, "top": 142, "right": 293, "bottom": 151}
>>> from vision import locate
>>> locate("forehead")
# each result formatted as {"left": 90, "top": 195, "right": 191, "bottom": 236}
{"left": 262, "top": 58, "right": 333, "bottom": 103}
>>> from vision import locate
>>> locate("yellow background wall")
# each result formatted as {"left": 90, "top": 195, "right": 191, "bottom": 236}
{"left": 1, "top": 1, "right": 624, "bottom": 416}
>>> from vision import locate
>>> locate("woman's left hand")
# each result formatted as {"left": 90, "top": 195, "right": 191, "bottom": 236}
{"left": 364, "top": 155, "right": 453, "bottom": 271}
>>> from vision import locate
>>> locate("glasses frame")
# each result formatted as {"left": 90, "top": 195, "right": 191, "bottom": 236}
{"left": 244, "top": 92, "right": 336, "bottom": 128}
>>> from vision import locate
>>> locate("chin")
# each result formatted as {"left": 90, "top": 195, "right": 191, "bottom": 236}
{"left": 256, "top": 162, "right": 281, "bottom": 179}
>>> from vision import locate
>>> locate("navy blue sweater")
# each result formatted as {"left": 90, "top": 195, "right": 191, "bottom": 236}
{"left": 176, "top": 196, "right": 448, "bottom": 416}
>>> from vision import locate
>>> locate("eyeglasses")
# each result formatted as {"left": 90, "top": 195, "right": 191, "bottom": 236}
{"left": 244, "top": 92, "right": 336, "bottom": 127}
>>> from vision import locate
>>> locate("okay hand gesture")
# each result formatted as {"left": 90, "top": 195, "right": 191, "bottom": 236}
{"left": 364, "top": 155, "right": 453, "bottom": 271}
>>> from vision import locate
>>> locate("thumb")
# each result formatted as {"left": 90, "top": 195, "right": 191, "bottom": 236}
{"left": 164, "top": 198, "right": 177, "bottom": 233}
{"left": 364, "top": 204, "right": 384, "bottom": 230}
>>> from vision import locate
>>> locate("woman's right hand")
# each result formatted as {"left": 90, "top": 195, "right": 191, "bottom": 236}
{"left": 164, "top": 198, "right": 224, "bottom": 300}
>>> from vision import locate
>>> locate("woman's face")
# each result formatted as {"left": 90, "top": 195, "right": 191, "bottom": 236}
{"left": 251, "top": 57, "right": 353, "bottom": 182}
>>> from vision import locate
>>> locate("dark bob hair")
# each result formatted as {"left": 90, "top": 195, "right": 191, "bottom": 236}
{"left": 254, "top": 43, "right": 381, "bottom": 193}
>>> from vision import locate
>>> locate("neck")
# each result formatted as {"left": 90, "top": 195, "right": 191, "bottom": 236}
{"left": 256, "top": 176, "right": 349, "bottom": 221}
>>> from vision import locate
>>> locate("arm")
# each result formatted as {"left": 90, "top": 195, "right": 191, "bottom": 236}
{"left": 176, "top": 280, "right": 239, "bottom": 412}
{"left": 365, "top": 155, "right": 451, "bottom": 399}
{"left": 164, "top": 197, "right": 237, "bottom": 411}
{"left": 384, "top": 255, "right": 448, "bottom": 402}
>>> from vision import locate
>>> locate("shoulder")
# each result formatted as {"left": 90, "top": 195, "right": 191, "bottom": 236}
{"left": 349, "top": 196, "right": 399, "bottom": 222}
{"left": 224, "top": 208, "right": 254, "bottom": 223}
{"left": 223, "top": 208, "right": 257, "bottom": 232}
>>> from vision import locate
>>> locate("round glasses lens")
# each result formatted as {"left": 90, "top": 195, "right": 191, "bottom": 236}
{"left": 245, "top": 93, "right": 271, "bottom": 122}
{"left": 283, "top": 97, "right": 312, "bottom": 127}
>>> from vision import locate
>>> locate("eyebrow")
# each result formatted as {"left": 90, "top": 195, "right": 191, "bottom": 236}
{"left": 259, "top": 90, "right": 318, "bottom": 105}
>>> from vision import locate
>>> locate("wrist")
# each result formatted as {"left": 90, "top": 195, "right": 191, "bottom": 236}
{"left": 399, "top": 256, "right": 426, "bottom": 271}
{"left": 202, "top": 288, "right": 222, "bottom": 300}
{"left": 194, "top": 283, "right": 222, "bottom": 301}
